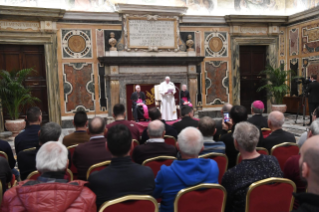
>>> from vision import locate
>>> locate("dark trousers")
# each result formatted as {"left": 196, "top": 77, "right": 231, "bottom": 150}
{"left": 309, "top": 102, "right": 319, "bottom": 123}
{"left": 132, "top": 104, "right": 144, "bottom": 121}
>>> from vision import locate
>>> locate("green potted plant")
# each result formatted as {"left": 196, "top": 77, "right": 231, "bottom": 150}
{"left": 0, "top": 68, "right": 40, "bottom": 138}
{"left": 257, "top": 64, "right": 292, "bottom": 113}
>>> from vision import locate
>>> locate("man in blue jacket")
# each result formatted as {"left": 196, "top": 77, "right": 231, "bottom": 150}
{"left": 153, "top": 127, "right": 219, "bottom": 212}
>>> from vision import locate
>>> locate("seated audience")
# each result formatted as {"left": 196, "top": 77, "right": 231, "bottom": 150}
{"left": 222, "top": 122, "right": 282, "bottom": 212}
{"left": 88, "top": 124, "right": 154, "bottom": 209}
{"left": 290, "top": 135, "right": 319, "bottom": 212}
{"left": 219, "top": 105, "right": 262, "bottom": 169}
{"left": 0, "top": 157, "right": 12, "bottom": 193}
{"left": 298, "top": 106, "right": 319, "bottom": 147}
{"left": 259, "top": 111, "right": 296, "bottom": 153}
{"left": 17, "top": 122, "right": 62, "bottom": 180}
{"left": 132, "top": 120, "right": 177, "bottom": 164}
{"left": 214, "top": 103, "right": 232, "bottom": 141}
{"left": 140, "top": 107, "right": 177, "bottom": 144}
{"left": 0, "top": 139, "right": 16, "bottom": 170}
{"left": 73, "top": 117, "right": 112, "bottom": 180}
{"left": 14, "top": 107, "right": 42, "bottom": 154}
{"left": 283, "top": 119, "right": 319, "bottom": 209}
{"left": 172, "top": 106, "right": 198, "bottom": 134}
{"left": 153, "top": 127, "right": 219, "bottom": 212}
{"left": 63, "top": 111, "right": 90, "bottom": 147}
{"left": 198, "top": 116, "right": 225, "bottom": 155}
{"left": 105, "top": 103, "right": 140, "bottom": 141}
{"left": 1, "top": 142, "right": 96, "bottom": 212}
{"left": 247, "top": 100, "right": 268, "bottom": 129}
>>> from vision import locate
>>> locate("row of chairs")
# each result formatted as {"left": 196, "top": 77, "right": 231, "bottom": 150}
{"left": 97, "top": 177, "right": 296, "bottom": 212}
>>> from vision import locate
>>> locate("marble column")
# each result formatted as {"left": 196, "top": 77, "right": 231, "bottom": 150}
{"left": 110, "top": 80, "right": 120, "bottom": 112}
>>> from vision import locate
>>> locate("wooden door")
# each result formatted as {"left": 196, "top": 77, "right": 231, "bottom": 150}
{"left": 0, "top": 45, "right": 49, "bottom": 123}
{"left": 240, "top": 46, "right": 267, "bottom": 113}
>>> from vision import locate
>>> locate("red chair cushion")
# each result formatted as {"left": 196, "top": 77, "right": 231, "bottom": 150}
{"left": 145, "top": 159, "right": 174, "bottom": 178}
{"left": 101, "top": 200, "right": 156, "bottom": 212}
{"left": 248, "top": 182, "right": 294, "bottom": 212}
{"left": 177, "top": 188, "right": 225, "bottom": 212}
{"left": 164, "top": 137, "right": 176, "bottom": 146}
{"left": 205, "top": 156, "right": 226, "bottom": 184}
{"left": 262, "top": 131, "right": 271, "bottom": 138}
{"left": 272, "top": 146, "right": 299, "bottom": 171}
{"left": 68, "top": 147, "right": 78, "bottom": 179}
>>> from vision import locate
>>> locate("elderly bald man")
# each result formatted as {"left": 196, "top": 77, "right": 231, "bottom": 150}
{"left": 132, "top": 120, "right": 177, "bottom": 164}
{"left": 290, "top": 136, "right": 319, "bottom": 212}
{"left": 154, "top": 127, "right": 219, "bottom": 212}
{"left": 259, "top": 111, "right": 296, "bottom": 153}
{"left": 73, "top": 116, "right": 112, "bottom": 180}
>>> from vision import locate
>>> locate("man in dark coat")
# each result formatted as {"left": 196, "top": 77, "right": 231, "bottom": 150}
{"left": 306, "top": 75, "right": 319, "bottom": 125}
{"left": 172, "top": 106, "right": 198, "bottom": 135}
{"left": 131, "top": 85, "right": 146, "bottom": 122}
{"left": 247, "top": 100, "right": 268, "bottom": 129}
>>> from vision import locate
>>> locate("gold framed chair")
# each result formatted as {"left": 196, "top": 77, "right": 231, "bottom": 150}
{"left": 98, "top": 195, "right": 158, "bottom": 212}
{"left": 67, "top": 144, "right": 79, "bottom": 179}
{"left": 86, "top": 160, "right": 111, "bottom": 180}
{"left": 261, "top": 128, "right": 272, "bottom": 138}
{"left": 163, "top": 135, "right": 177, "bottom": 146}
{"left": 271, "top": 142, "right": 299, "bottom": 171}
{"left": 27, "top": 169, "right": 73, "bottom": 181}
{"left": 174, "top": 183, "right": 227, "bottom": 212}
{"left": 142, "top": 156, "right": 177, "bottom": 178}
{"left": 245, "top": 177, "right": 296, "bottom": 212}
{"left": 237, "top": 147, "right": 269, "bottom": 165}
{"left": 0, "top": 151, "right": 8, "bottom": 160}
{"left": 23, "top": 147, "right": 36, "bottom": 152}
{"left": 132, "top": 139, "right": 140, "bottom": 147}
{"left": 199, "top": 153, "right": 228, "bottom": 184}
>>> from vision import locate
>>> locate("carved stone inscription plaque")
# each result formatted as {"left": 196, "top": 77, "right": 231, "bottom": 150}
{"left": 128, "top": 19, "right": 176, "bottom": 49}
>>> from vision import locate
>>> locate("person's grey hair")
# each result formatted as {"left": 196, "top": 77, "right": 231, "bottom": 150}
{"left": 310, "top": 119, "right": 319, "bottom": 136}
{"left": 233, "top": 122, "right": 260, "bottom": 152}
{"left": 178, "top": 127, "right": 204, "bottom": 155}
{"left": 251, "top": 103, "right": 264, "bottom": 114}
{"left": 36, "top": 142, "right": 68, "bottom": 173}
{"left": 39, "top": 122, "right": 62, "bottom": 144}
{"left": 148, "top": 121, "right": 165, "bottom": 137}
{"left": 135, "top": 85, "right": 140, "bottom": 90}
{"left": 165, "top": 76, "right": 170, "bottom": 80}
{"left": 268, "top": 112, "right": 285, "bottom": 128}
{"left": 182, "top": 84, "right": 187, "bottom": 88}
{"left": 222, "top": 103, "right": 232, "bottom": 113}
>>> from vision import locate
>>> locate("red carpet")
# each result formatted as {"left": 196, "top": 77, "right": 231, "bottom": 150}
{"left": 134, "top": 120, "right": 181, "bottom": 134}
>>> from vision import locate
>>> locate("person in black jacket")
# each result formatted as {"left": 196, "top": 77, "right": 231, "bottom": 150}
{"left": 214, "top": 103, "right": 233, "bottom": 141}
{"left": 0, "top": 157, "right": 12, "bottom": 194}
{"left": 0, "top": 139, "right": 16, "bottom": 170}
{"left": 14, "top": 107, "right": 42, "bottom": 154}
{"left": 306, "top": 75, "right": 319, "bottom": 125}
{"left": 130, "top": 85, "right": 146, "bottom": 122}
{"left": 140, "top": 107, "right": 177, "bottom": 144}
{"left": 88, "top": 124, "right": 155, "bottom": 209}
{"left": 259, "top": 111, "right": 296, "bottom": 153}
{"left": 180, "top": 84, "right": 192, "bottom": 108}
{"left": 172, "top": 106, "right": 198, "bottom": 134}
{"left": 291, "top": 136, "right": 319, "bottom": 212}
{"left": 247, "top": 100, "right": 268, "bottom": 129}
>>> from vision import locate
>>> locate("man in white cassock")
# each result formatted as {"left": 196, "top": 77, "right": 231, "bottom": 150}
{"left": 159, "top": 76, "right": 177, "bottom": 121}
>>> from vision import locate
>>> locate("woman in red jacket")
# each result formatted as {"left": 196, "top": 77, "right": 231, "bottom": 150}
{"left": 0, "top": 141, "right": 96, "bottom": 212}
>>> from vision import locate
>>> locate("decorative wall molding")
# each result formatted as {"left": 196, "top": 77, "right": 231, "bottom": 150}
{"left": 63, "top": 11, "right": 121, "bottom": 21}
{"left": 279, "top": 30, "right": 285, "bottom": 56}
{"left": 205, "top": 61, "right": 229, "bottom": 105}
{"left": 225, "top": 15, "right": 288, "bottom": 25}
{"left": 204, "top": 32, "right": 228, "bottom": 57}
{"left": 288, "top": 6, "right": 319, "bottom": 25}
{"left": 63, "top": 63, "right": 95, "bottom": 113}
{"left": 302, "top": 24, "right": 319, "bottom": 54}
{"left": 61, "top": 29, "right": 92, "bottom": 59}
{"left": 182, "top": 16, "right": 226, "bottom": 24}
{"left": 289, "top": 28, "right": 299, "bottom": 56}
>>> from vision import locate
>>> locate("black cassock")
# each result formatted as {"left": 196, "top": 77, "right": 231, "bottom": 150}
{"left": 131, "top": 91, "right": 146, "bottom": 121}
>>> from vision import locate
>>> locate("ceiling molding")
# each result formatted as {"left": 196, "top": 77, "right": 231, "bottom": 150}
{"left": 114, "top": 3, "right": 187, "bottom": 16}
{"left": 62, "top": 11, "right": 121, "bottom": 22}
{"left": 182, "top": 15, "right": 226, "bottom": 24}
{"left": 225, "top": 15, "right": 288, "bottom": 26}
{"left": 287, "top": 6, "right": 319, "bottom": 25}
{"left": 0, "top": 5, "right": 65, "bottom": 21}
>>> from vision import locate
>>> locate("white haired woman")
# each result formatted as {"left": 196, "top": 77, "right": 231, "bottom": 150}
{"left": 1, "top": 142, "right": 97, "bottom": 212}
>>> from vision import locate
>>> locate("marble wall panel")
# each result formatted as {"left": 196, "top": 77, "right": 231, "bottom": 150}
{"left": 63, "top": 63, "right": 95, "bottom": 113}
{"left": 205, "top": 61, "right": 229, "bottom": 105}
{"left": 96, "top": 29, "right": 105, "bottom": 57}
{"left": 289, "top": 28, "right": 299, "bottom": 56}
{"left": 279, "top": 30, "right": 285, "bottom": 56}
{"left": 307, "top": 56, "right": 319, "bottom": 77}
{"left": 61, "top": 29, "right": 92, "bottom": 59}
{"left": 290, "top": 58, "right": 299, "bottom": 96}
{"left": 302, "top": 23, "right": 319, "bottom": 54}
{"left": 204, "top": 32, "right": 228, "bottom": 57}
